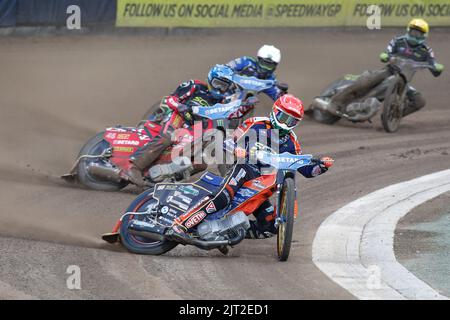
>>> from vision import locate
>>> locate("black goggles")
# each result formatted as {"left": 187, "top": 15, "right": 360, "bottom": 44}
{"left": 258, "top": 57, "right": 278, "bottom": 71}
{"left": 276, "top": 110, "right": 300, "bottom": 128}
{"left": 211, "top": 77, "right": 231, "bottom": 92}
{"left": 409, "top": 28, "right": 426, "bottom": 39}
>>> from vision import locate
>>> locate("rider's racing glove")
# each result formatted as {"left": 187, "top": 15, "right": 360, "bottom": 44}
{"left": 176, "top": 103, "right": 193, "bottom": 124}
{"left": 278, "top": 83, "right": 289, "bottom": 95}
{"left": 164, "top": 95, "right": 180, "bottom": 111}
{"left": 434, "top": 63, "right": 445, "bottom": 75}
{"left": 310, "top": 156, "right": 334, "bottom": 176}
{"left": 380, "top": 52, "right": 389, "bottom": 63}
{"left": 320, "top": 156, "right": 334, "bottom": 169}
{"left": 165, "top": 96, "right": 193, "bottom": 125}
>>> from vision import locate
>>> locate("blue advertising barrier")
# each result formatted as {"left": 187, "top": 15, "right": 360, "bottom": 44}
{"left": 0, "top": 0, "right": 16, "bottom": 27}
{"left": 16, "top": 0, "right": 116, "bottom": 26}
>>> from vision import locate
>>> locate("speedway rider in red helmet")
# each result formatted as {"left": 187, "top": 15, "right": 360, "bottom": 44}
{"left": 166, "top": 94, "right": 334, "bottom": 241}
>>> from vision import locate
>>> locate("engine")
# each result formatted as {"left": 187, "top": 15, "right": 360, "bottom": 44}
{"left": 345, "top": 97, "right": 381, "bottom": 121}
{"left": 197, "top": 211, "right": 250, "bottom": 241}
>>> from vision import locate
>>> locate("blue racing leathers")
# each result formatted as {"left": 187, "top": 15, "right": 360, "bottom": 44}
{"left": 226, "top": 56, "right": 283, "bottom": 101}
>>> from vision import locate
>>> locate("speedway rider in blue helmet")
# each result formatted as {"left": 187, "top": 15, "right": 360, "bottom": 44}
{"left": 121, "top": 67, "right": 253, "bottom": 188}
{"left": 225, "top": 45, "right": 287, "bottom": 101}
{"left": 207, "top": 64, "right": 235, "bottom": 101}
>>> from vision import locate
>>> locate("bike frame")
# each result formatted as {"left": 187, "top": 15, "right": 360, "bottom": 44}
{"left": 232, "top": 74, "right": 276, "bottom": 99}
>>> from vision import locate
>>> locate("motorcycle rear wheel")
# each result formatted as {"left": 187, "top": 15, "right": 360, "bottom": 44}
{"left": 120, "top": 190, "right": 178, "bottom": 255}
{"left": 277, "top": 177, "right": 296, "bottom": 261}
{"left": 77, "top": 131, "right": 129, "bottom": 191}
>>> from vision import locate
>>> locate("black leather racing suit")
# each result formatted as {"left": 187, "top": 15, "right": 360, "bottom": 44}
{"left": 331, "top": 35, "right": 442, "bottom": 117}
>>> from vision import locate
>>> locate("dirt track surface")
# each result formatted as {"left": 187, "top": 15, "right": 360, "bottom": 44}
{"left": 1, "top": 29, "right": 449, "bottom": 299}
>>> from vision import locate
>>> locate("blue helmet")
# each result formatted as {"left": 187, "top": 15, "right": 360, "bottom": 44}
{"left": 207, "top": 64, "right": 234, "bottom": 99}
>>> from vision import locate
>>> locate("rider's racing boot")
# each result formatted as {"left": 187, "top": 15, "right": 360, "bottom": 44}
{"left": 122, "top": 136, "right": 172, "bottom": 187}
{"left": 245, "top": 220, "right": 277, "bottom": 239}
{"left": 121, "top": 165, "right": 145, "bottom": 187}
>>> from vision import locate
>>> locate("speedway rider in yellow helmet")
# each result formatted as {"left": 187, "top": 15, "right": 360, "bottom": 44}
{"left": 379, "top": 18, "right": 444, "bottom": 116}
{"left": 331, "top": 19, "right": 444, "bottom": 118}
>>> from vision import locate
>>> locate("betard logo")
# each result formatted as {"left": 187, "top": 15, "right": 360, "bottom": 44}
{"left": 276, "top": 156, "right": 302, "bottom": 164}
{"left": 205, "top": 107, "right": 231, "bottom": 115}
{"left": 240, "top": 78, "right": 264, "bottom": 87}
{"left": 113, "top": 140, "right": 140, "bottom": 146}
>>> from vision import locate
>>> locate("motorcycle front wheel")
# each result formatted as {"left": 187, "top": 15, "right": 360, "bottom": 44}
{"left": 381, "top": 82, "right": 403, "bottom": 133}
{"left": 277, "top": 177, "right": 296, "bottom": 261}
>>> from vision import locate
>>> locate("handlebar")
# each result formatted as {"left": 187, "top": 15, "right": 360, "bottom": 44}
{"left": 389, "top": 56, "right": 435, "bottom": 70}
{"left": 232, "top": 74, "right": 276, "bottom": 92}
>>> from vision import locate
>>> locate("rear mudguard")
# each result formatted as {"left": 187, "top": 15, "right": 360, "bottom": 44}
{"left": 101, "top": 187, "right": 155, "bottom": 244}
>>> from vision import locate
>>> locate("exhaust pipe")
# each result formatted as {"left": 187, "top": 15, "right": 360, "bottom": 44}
{"left": 128, "top": 219, "right": 246, "bottom": 250}
{"left": 128, "top": 227, "right": 231, "bottom": 248}
{"left": 311, "top": 98, "right": 341, "bottom": 117}
{"left": 128, "top": 220, "right": 167, "bottom": 242}
{"left": 87, "top": 164, "right": 122, "bottom": 182}
{"left": 345, "top": 98, "right": 381, "bottom": 122}
{"left": 128, "top": 229, "right": 165, "bottom": 242}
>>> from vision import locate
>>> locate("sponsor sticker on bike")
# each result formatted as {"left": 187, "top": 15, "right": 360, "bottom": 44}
{"left": 237, "top": 188, "right": 257, "bottom": 198}
{"left": 167, "top": 196, "right": 189, "bottom": 211}
{"left": 117, "top": 133, "right": 131, "bottom": 139}
{"left": 252, "top": 179, "right": 266, "bottom": 189}
{"left": 206, "top": 202, "right": 216, "bottom": 213}
{"left": 179, "top": 185, "right": 199, "bottom": 196}
{"left": 113, "top": 147, "right": 134, "bottom": 152}
{"left": 113, "top": 140, "right": 140, "bottom": 146}
{"left": 236, "top": 168, "right": 247, "bottom": 181}
{"left": 185, "top": 211, "right": 206, "bottom": 228}
{"left": 105, "top": 132, "right": 117, "bottom": 139}
{"left": 173, "top": 191, "right": 193, "bottom": 205}
{"left": 160, "top": 206, "right": 169, "bottom": 214}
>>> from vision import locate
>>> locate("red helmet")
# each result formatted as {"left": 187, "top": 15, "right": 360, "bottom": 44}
{"left": 270, "top": 94, "right": 304, "bottom": 131}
